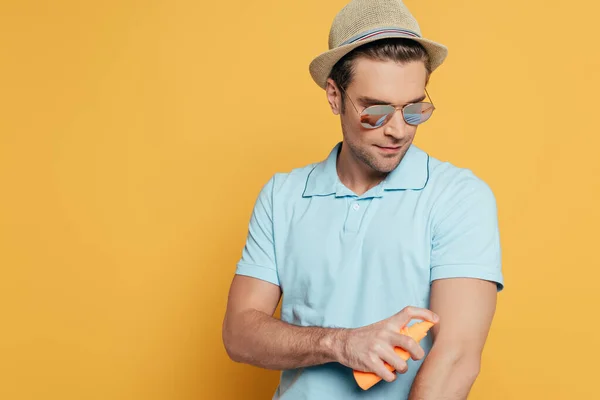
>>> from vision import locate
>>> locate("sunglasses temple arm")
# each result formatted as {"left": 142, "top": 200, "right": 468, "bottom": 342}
{"left": 425, "top": 87, "right": 435, "bottom": 108}
{"left": 337, "top": 85, "right": 361, "bottom": 115}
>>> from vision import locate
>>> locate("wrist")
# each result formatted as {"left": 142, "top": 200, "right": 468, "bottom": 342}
{"left": 320, "top": 327, "right": 349, "bottom": 364}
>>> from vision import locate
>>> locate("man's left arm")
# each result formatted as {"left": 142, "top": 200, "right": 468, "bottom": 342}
{"left": 409, "top": 174, "right": 504, "bottom": 399}
{"left": 408, "top": 277, "right": 497, "bottom": 400}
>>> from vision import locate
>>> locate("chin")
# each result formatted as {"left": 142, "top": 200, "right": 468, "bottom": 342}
{"left": 373, "top": 152, "right": 403, "bottom": 171}
{"left": 377, "top": 164, "right": 399, "bottom": 174}
{"left": 370, "top": 158, "right": 401, "bottom": 174}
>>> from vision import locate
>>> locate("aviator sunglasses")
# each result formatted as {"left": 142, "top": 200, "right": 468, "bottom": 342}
{"left": 338, "top": 85, "right": 436, "bottom": 129}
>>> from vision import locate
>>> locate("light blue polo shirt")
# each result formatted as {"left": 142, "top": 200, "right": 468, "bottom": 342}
{"left": 235, "top": 141, "right": 504, "bottom": 400}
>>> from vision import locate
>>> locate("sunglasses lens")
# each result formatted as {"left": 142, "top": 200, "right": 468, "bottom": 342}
{"left": 360, "top": 105, "right": 395, "bottom": 129}
{"left": 403, "top": 102, "right": 435, "bottom": 125}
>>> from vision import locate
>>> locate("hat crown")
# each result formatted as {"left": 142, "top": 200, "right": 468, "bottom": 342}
{"left": 328, "top": 0, "right": 422, "bottom": 50}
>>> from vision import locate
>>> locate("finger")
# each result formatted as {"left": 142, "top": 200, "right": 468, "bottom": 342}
{"left": 390, "top": 332, "right": 425, "bottom": 361}
{"left": 393, "top": 306, "right": 439, "bottom": 327}
{"left": 368, "top": 353, "right": 397, "bottom": 382}
{"left": 377, "top": 344, "right": 409, "bottom": 374}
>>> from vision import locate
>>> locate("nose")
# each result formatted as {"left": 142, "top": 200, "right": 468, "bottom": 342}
{"left": 382, "top": 109, "right": 410, "bottom": 140}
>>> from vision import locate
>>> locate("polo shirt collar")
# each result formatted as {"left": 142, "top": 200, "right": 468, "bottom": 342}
{"left": 302, "top": 142, "right": 429, "bottom": 198}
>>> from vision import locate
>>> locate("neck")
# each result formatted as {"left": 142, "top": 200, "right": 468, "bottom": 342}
{"left": 336, "top": 142, "right": 387, "bottom": 196}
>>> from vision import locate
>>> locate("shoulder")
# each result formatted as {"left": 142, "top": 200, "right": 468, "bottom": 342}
{"left": 422, "top": 151, "right": 498, "bottom": 224}
{"left": 257, "top": 161, "right": 320, "bottom": 200}
{"left": 426, "top": 152, "right": 496, "bottom": 201}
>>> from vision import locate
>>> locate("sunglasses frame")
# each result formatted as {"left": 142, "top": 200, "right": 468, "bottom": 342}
{"left": 337, "top": 84, "right": 436, "bottom": 129}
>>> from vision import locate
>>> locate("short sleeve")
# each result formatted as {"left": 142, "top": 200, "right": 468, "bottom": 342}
{"left": 235, "top": 176, "right": 279, "bottom": 286}
{"left": 430, "top": 176, "right": 504, "bottom": 291}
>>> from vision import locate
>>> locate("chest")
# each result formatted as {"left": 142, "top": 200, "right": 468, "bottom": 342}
{"left": 278, "top": 193, "right": 431, "bottom": 265}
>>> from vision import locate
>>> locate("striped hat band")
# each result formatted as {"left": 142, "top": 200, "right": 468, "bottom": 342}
{"left": 339, "top": 27, "right": 421, "bottom": 47}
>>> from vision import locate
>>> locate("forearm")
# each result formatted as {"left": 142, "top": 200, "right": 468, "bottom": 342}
{"left": 408, "top": 346, "right": 480, "bottom": 400}
{"left": 223, "top": 309, "right": 344, "bottom": 370}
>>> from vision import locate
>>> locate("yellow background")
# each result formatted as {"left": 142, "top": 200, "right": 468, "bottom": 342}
{"left": 1, "top": 0, "right": 599, "bottom": 399}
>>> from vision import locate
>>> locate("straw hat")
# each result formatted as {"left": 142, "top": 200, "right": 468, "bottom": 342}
{"left": 309, "top": 0, "right": 448, "bottom": 89}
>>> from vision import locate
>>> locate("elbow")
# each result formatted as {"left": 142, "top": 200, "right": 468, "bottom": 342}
{"left": 431, "top": 346, "right": 482, "bottom": 383}
{"left": 460, "top": 358, "right": 481, "bottom": 384}
{"left": 222, "top": 335, "right": 237, "bottom": 362}
{"left": 450, "top": 352, "right": 481, "bottom": 385}
{"left": 222, "top": 320, "right": 245, "bottom": 363}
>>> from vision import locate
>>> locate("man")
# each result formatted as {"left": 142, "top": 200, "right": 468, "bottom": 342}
{"left": 222, "top": 0, "right": 504, "bottom": 398}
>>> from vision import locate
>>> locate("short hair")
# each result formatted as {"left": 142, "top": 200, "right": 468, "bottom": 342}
{"left": 328, "top": 38, "right": 431, "bottom": 113}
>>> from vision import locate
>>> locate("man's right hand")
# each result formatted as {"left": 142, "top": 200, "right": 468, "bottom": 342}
{"left": 334, "top": 306, "right": 439, "bottom": 382}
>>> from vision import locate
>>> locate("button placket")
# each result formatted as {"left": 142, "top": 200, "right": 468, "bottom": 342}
{"left": 344, "top": 199, "right": 369, "bottom": 232}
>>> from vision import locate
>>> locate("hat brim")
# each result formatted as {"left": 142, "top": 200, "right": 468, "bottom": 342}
{"left": 309, "top": 35, "right": 448, "bottom": 89}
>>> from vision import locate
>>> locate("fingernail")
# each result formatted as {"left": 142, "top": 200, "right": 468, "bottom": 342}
{"left": 433, "top": 313, "right": 440, "bottom": 322}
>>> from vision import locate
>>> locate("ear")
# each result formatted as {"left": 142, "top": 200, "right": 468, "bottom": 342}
{"left": 325, "top": 78, "right": 342, "bottom": 115}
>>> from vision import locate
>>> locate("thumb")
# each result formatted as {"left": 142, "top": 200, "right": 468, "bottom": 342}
{"left": 391, "top": 306, "right": 439, "bottom": 328}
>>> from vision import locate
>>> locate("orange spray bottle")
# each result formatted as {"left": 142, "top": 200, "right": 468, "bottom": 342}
{"left": 353, "top": 320, "right": 435, "bottom": 390}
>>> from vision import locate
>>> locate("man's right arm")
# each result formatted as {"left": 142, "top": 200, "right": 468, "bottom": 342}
{"left": 221, "top": 274, "right": 438, "bottom": 381}
{"left": 223, "top": 176, "right": 350, "bottom": 372}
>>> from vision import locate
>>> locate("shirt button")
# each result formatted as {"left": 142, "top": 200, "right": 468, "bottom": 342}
{"left": 352, "top": 203, "right": 360, "bottom": 211}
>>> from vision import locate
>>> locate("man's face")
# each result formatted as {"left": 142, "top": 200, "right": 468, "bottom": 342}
{"left": 328, "top": 58, "right": 428, "bottom": 174}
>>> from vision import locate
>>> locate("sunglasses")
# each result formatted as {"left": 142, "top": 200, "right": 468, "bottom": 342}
{"left": 338, "top": 85, "right": 436, "bottom": 129}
